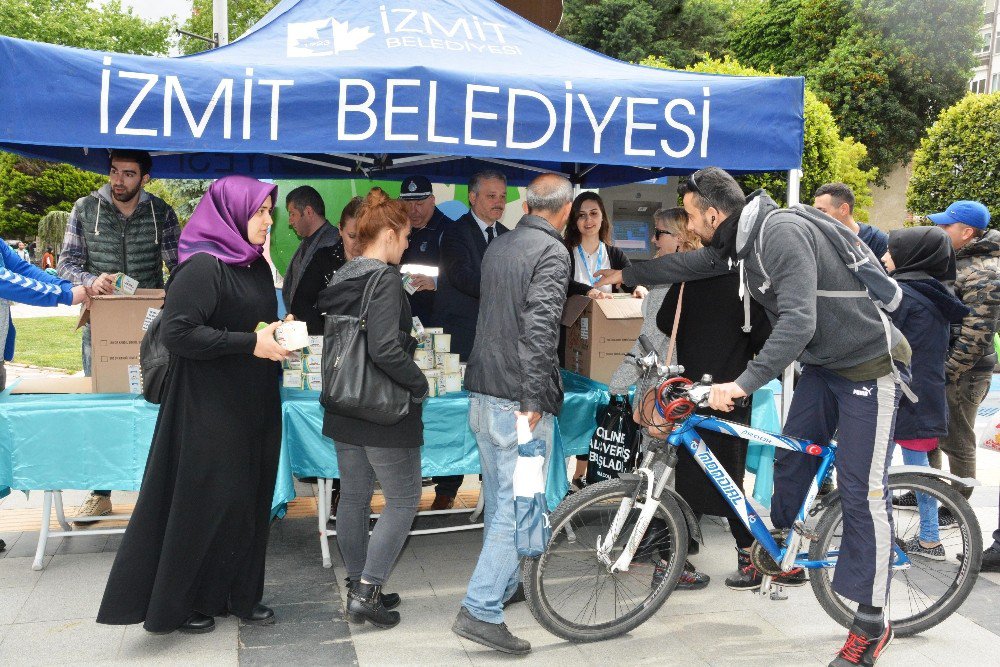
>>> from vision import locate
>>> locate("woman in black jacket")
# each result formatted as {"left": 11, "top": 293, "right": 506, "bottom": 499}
{"left": 317, "top": 188, "right": 429, "bottom": 629}
{"left": 883, "top": 226, "right": 969, "bottom": 557}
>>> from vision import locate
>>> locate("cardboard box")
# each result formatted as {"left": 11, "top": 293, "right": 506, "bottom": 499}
{"left": 78, "top": 290, "right": 165, "bottom": 393}
{"left": 561, "top": 294, "right": 644, "bottom": 384}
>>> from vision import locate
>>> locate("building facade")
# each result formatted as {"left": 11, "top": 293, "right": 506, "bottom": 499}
{"left": 970, "top": 0, "right": 1000, "bottom": 93}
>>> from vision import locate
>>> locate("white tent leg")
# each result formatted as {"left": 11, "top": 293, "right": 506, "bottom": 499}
{"left": 781, "top": 169, "right": 803, "bottom": 424}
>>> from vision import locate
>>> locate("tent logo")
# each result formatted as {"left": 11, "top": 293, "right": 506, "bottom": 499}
{"left": 287, "top": 18, "right": 374, "bottom": 57}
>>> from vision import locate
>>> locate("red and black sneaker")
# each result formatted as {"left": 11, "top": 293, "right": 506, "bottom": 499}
{"left": 724, "top": 548, "right": 807, "bottom": 591}
{"left": 829, "top": 624, "right": 893, "bottom": 666}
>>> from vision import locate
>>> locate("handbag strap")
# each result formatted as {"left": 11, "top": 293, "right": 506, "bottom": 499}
{"left": 358, "top": 266, "right": 390, "bottom": 329}
{"left": 665, "top": 282, "right": 685, "bottom": 366}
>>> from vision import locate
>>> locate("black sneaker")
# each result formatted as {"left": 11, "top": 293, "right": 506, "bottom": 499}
{"left": 452, "top": 607, "right": 531, "bottom": 655}
{"left": 675, "top": 560, "right": 710, "bottom": 590}
{"left": 829, "top": 623, "right": 893, "bottom": 666}
{"left": 725, "top": 548, "right": 807, "bottom": 590}
{"left": 891, "top": 491, "right": 917, "bottom": 509}
{"left": 937, "top": 506, "right": 957, "bottom": 528}
{"left": 958, "top": 544, "right": 1000, "bottom": 572}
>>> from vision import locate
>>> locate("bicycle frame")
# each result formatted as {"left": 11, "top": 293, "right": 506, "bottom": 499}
{"left": 667, "top": 414, "right": 837, "bottom": 573}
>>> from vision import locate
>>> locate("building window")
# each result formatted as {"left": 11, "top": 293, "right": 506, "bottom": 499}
{"left": 979, "top": 31, "right": 992, "bottom": 54}
{"left": 993, "top": 73, "right": 999, "bottom": 93}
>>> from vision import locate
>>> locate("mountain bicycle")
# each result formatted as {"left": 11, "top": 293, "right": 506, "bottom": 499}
{"left": 522, "top": 337, "right": 983, "bottom": 642}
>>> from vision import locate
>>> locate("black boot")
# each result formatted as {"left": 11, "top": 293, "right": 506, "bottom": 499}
{"left": 345, "top": 577, "right": 400, "bottom": 610}
{"left": 347, "top": 582, "right": 400, "bottom": 628}
{"left": 178, "top": 612, "right": 215, "bottom": 634}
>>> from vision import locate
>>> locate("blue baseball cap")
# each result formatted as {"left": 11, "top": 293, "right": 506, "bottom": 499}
{"left": 927, "top": 200, "right": 991, "bottom": 229}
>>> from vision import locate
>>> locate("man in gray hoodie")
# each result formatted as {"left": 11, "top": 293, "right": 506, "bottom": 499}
{"left": 596, "top": 167, "right": 908, "bottom": 667}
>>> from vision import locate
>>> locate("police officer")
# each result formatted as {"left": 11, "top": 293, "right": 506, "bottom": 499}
{"left": 398, "top": 175, "right": 450, "bottom": 326}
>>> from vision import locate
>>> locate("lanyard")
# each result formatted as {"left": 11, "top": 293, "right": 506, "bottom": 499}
{"left": 576, "top": 243, "right": 605, "bottom": 286}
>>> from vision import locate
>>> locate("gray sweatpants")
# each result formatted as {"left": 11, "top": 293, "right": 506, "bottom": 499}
{"left": 334, "top": 442, "right": 421, "bottom": 586}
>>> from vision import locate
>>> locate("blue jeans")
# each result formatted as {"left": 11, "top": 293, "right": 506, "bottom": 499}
{"left": 461, "top": 393, "right": 554, "bottom": 624}
{"left": 899, "top": 447, "right": 940, "bottom": 544}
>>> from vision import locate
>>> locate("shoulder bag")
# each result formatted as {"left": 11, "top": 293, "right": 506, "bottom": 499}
{"left": 320, "top": 267, "right": 412, "bottom": 425}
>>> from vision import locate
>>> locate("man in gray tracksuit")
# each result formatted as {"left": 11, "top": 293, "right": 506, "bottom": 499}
{"left": 596, "top": 167, "right": 907, "bottom": 667}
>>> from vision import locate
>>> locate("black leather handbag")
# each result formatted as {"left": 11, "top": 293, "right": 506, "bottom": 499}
{"left": 320, "top": 267, "right": 412, "bottom": 425}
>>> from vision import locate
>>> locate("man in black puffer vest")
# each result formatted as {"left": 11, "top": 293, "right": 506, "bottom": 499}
{"left": 58, "top": 149, "right": 180, "bottom": 521}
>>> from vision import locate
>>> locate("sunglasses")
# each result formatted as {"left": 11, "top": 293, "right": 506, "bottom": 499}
{"left": 652, "top": 229, "right": 674, "bottom": 240}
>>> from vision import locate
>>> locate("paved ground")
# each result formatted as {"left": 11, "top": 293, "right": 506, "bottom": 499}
{"left": 1, "top": 471, "right": 998, "bottom": 666}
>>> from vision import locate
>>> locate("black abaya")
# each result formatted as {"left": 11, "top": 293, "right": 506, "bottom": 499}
{"left": 657, "top": 274, "right": 771, "bottom": 517}
{"left": 98, "top": 253, "right": 281, "bottom": 632}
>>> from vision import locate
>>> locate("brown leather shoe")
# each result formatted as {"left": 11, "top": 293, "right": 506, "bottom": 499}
{"left": 431, "top": 494, "right": 455, "bottom": 510}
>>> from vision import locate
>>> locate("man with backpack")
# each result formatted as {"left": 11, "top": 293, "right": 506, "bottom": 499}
{"left": 596, "top": 167, "right": 908, "bottom": 667}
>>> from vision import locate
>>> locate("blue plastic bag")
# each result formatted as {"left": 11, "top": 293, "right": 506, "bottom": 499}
{"left": 513, "top": 416, "right": 551, "bottom": 557}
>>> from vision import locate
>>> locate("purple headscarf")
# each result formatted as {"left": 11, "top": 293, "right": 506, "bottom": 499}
{"left": 178, "top": 175, "right": 277, "bottom": 267}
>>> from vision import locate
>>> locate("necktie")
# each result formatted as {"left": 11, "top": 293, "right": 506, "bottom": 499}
{"left": 486, "top": 225, "right": 495, "bottom": 245}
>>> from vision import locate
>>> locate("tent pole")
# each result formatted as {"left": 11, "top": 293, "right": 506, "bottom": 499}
{"left": 780, "top": 168, "right": 802, "bottom": 424}
{"left": 214, "top": 0, "right": 229, "bottom": 46}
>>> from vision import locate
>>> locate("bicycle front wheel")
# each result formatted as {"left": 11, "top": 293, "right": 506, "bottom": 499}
{"left": 808, "top": 473, "right": 982, "bottom": 637}
{"left": 521, "top": 477, "right": 689, "bottom": 642}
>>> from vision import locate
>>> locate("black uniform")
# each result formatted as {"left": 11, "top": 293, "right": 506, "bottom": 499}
{"left": 400, "top": 207, "right": 450, "bottom": 326}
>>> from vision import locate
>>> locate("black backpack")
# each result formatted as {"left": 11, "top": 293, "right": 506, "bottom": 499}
{"left": 140, "top": 270, "right": 179, "bottom": 404}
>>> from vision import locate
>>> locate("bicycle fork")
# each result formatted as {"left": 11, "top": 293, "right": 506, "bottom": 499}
{"left": 596, "top": 450, "right": 675, "bottom": 573}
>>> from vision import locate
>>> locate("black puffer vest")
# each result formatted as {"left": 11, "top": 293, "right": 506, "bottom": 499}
{"left": 75, "top": 185, "right": 172, "bottom": 289}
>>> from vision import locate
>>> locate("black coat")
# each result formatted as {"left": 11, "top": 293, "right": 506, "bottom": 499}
{"left": 465, "top": 215, "right": 571, "bottom": 415}
{"left": 400, "top": 207, "right": 450, "bottom": 327}
{"left": 435, "top": 212, "right": 509, "bottom": 360}
{"left": 283, "top": 223, "right": 342, "bottom": 335}
{"left": 567, "top": 242, "right": 634, "bottom": 296}
{"left": 318, "top": 263, "right": 429, "bottom": 448}
{"left": 891, "top": 279, "right": 969, "bottom": 440}
{"left": 98, "top": 254, "right": 281, "bottom": 632}
{"left": 657, "top": 273, "right": 772, "bottom": 516}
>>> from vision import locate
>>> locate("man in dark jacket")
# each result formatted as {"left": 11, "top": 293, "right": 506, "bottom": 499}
{"left": 927, "top": 201, "right": 1000, "bottom": 511}
{"left": 451, "top": 174, "right": 572, "bottom": 656}
{"left": 813, "top": 182, "right": 888, "bottom": 260}
{"left": 58, "top": 149, "right": 180, "bottom": 521}
{"left": 596, "top": 167, "right": 909, "bottom": 666}
{"left": 398, "top": 175, "right": 449, "bottom": 327}
{"left": 435, "top": 170, "right": 509, "bottom": 361}
{"left": 283, "top": 185, "right": 341, "bottom": 335}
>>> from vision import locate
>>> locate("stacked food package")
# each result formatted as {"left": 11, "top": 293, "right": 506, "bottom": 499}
{"left": 412, "top": 319, "right": 466, "bottom": 397}
{"left": 281, "top": 334, "right": 324, "bottom": 391}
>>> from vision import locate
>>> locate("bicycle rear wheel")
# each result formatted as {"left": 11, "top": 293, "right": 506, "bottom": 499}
{"left": 521, "top": 477, "right": 688, "bottom": 642}
{"left": 808, "top": 473, "right": 982, "bottom": 637}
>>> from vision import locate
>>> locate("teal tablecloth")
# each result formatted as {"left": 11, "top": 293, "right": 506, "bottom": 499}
{"left": 0, "top": 371, "right": 608, "bottom": 514}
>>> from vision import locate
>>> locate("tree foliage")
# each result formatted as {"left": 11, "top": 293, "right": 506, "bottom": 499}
{"left": 180, "top": 0, "right": 281, "bottom": 55}
{"left": 643, "top": 56, "right": 878, "bottom": 219}
{"left": 0, "top": 155, "right": 105, "bottom": 240}
{"left": 0, "top": 0, "right": 172, "bottom": 55}
{"left": 144, "top": 179, "right": 214, "bottom": 226}
{"left": 0, "top": 0, "right": 172, "bottom": 241}
{"left": 907, "top": 93, "right": 1000, "bottom": 229}
{"left": 558, "top": 0, "right": 738, "bottom": 66}
{"left": 37, "top": 211, "right": 70, "bottom": 254}
{"left": 730, "top": 0, "right": 981, "bottom": 175}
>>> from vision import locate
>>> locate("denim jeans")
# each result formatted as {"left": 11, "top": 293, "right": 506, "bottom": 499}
{"left": 899, "top": 447, "right": 939, "bottom": 544}
{"left": 461, "top": 393, "right": 554, "bottom": 624}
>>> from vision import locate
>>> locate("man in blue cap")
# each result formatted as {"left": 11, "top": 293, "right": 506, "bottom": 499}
{"left": 920, "top": 201, "right": 999, "bottom": 541}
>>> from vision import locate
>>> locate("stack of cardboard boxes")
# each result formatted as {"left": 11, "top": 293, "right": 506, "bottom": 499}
{"left": 414, "top": 327, "right": 465, "bottom": 397}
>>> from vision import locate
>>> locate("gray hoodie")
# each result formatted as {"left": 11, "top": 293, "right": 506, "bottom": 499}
{"left": 622, "top": 193, "right": 905, "bottom": 395}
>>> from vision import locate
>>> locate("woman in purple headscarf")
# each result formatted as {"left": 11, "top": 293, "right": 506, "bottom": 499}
{"left": 98, "top": 176, "right": 290, "bottom": 635}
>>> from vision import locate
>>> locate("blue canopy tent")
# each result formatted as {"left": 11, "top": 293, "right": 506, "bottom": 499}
{"left": 0, "top": 0, "right": 804, "bottom": 186}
